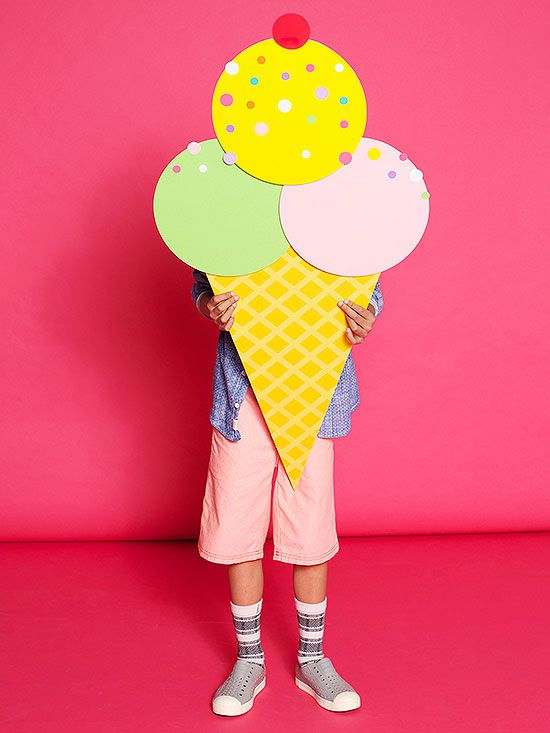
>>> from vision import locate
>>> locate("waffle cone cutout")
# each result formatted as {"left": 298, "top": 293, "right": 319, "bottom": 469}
{"left": 208, "top": 248, "right": 379, "bottom": 489}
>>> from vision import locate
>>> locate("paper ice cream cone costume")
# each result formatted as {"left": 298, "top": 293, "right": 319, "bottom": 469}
{"left": 154, "top": 13, "right": 430, "bottom": 489}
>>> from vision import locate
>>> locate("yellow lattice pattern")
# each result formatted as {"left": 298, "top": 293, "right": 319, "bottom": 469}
{"left": 208, "top": 248, "right": 379, "bottom": 489}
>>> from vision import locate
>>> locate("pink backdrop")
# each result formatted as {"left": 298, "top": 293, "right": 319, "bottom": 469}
{"left": 1, "top": 0, "right": 548, "bottom": 541}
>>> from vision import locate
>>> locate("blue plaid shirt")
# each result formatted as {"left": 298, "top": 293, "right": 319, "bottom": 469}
{"left": 192, "top": 270, "right": 383, "bottom": 440}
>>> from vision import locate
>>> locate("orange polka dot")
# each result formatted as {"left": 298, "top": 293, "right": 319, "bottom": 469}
{"left": 257, "top": 56, "right": 266, "bottom": 64}
{"left": 246, "top": 100, "right": 255, "bottom": 109}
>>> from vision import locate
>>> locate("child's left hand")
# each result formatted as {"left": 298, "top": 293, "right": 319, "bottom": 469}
{"left": 337, "top": 299, "right": 376, "bottom": 345}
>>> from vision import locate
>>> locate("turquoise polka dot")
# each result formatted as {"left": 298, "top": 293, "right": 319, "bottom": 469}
{"left": 339, "top": 96, "right": 348, "bottom": 104}
{"left": 250, "top": 77, "right": 259, "bottom": 85}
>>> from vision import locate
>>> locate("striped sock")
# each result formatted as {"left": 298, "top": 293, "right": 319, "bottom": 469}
{"left": 230, "top": 598, "right": 265, "bottom": 666}
{"left": 295, "top": 596, "right": 327, "bottom": 666}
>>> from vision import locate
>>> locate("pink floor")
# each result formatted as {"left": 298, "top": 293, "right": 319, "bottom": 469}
{"left": 2, "top": 534, "right": 549, "bottom": 732}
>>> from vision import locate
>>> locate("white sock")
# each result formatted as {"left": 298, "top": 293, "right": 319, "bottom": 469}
{"left": 295, "top": 596, "right": 327, "bottom": 666}
{"left": 230, "top": 598, "right": 264, "bottom": 666}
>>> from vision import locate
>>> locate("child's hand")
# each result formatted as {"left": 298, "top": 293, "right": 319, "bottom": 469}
{"left": 204, "top": 291, "right": 239, "bottom": 331}
{"left": 337, "top": 299, "right": 376, "bottom": 345}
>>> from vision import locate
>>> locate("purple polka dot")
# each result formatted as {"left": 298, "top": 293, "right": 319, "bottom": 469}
{"left": 399, "top": 152, "right": 408, "bottom": 161}
{"left": 172, "top": 165, "right": 181, "bottom": 173}
{"left": 306, "top": 64, "right": 315, "bottom": 72}
{"left": 281, "top": 72, "right": 290, "bottom": 80}
{"left": 223, "top": 151, "right": 237, "bottom": 165}
{"left": 340, "top": 120, "right": 349, "bottom": 128}
{"left": 220, "top": 93, "right": 233, "bottom": 106}
{"left": 315, "top": 86, "right": 329, "bottom": 100}
{"left": 226, "top": 124, "right": 235, "bottom": 132}
{"left": 388, "top": 170, "right": 396, "bottom": 179}
{"left": 339, "top": 152, "right": 352, "bottom": 165}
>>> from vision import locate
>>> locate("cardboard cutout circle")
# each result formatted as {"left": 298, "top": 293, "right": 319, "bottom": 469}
{"left": 279, "top": 138, "right": 430, "bottom": 275}
{"left": 212, "top": 39, "right": 366, "bottom": 185}
{"left": 153, "top": 139, "right": 289, "bottom": 276}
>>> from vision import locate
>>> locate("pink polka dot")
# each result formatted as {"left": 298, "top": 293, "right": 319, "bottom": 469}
{"left": 172, "top": 165, "right": 181, "bottom": 173}
{"left": 340, "top": 120, "right": 349, "bottom": 128}
{"left": 220, "top": 93, "right": 233, "bottom": 106}
{"left": 339, "top": 152, "right": 352, "bottom": 165}
{"left": 399, "top": 152, "right": 408, "bottom": 161}
{"left": 306, "top": 64, "right": 315, "bottom": 72}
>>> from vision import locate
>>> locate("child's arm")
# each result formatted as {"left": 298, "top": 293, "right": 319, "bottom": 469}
{"left": 191, "top": 269, "right": 239, "bottom": 330}
{"left": 337, "top": 280, "right": 383, "bottom": 345}
{"left": 367, "top": 280, "right": 384, "bottom": 317}
{"left": 191, "top": 269, "right": 214, "bottom": 314}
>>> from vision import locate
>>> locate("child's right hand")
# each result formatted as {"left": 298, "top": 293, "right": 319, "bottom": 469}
{"left": 203, "top": 291, "right": 239, "bottom": 331}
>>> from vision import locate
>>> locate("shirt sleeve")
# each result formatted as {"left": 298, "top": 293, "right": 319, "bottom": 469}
{"left": 368, "top": 280, "right": 384, "bottom": 317}
{"left": 191, "top": 269, "right": 214, "bottom": 311}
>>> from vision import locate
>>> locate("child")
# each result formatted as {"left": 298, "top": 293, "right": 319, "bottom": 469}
{"left": 192, "top": 269, "right": 383, "bottom": 715}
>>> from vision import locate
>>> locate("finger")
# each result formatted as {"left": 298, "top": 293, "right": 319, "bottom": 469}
{"left": 220, "top": 314, "right": 235, "bottom": 331}
{"left": 211, "top": 293, "right": 239, "bottom": 317}
{"left": 338, "top": 300, "right": 370, "bottom": 328}
{"left": 343, "top": 299, "right": 368, "bottom": 318}
{"left": 211, "top": 291, "right": 236, "bottom": 306}
{"left": 217, "top": 302, "right": 237, "bottom": 324}
{"left": 345, "top": 314, "right": 367, "bottom": 338}
{"left": 345, "top": 327, "right": 361, "bottom": 345}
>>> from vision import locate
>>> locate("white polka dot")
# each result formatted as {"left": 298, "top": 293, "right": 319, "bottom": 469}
{"left": 409, "top": 168, "right": 423, "bottom": 182}
{"left": 335, "top": 63, "right": 344, "bottom": 72}
{"left": 187, "top": 141, "right": 201, "bottom": 155}
{"left": 301, "top": 150, "right": 311, "bottom": 159}
{"left": 225, "top": 61, "right": 239, "bottom": 75}
{"left": 198, "top": 164, "right": 208, "bottom": 173}
{"left": 254, "top": 122, "right": 269, "bottom": 135}
{"left": 278, "top": 99, "right": 292, "bottom": 113}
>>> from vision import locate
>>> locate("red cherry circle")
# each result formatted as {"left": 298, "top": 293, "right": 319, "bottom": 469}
{"left": 272, "top": 14, "right": 310, "bottom": 49}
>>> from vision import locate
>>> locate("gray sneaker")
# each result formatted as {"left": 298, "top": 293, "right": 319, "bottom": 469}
{"left": 212, "top": 659, "right": 266, "bottom": 716}
{"left": 295, "top": 657, "right": 361, "bottom": 712}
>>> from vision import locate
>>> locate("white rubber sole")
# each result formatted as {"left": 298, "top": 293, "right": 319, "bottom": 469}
{"left": 212, "top": 677, "right": 266, "bottom": 716}
{"left": 295, "top": 677, "right": 361, "bottom": 712}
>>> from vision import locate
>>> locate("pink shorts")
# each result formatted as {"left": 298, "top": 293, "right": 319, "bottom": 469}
{"left": 198, "top": 388, "right": 339, "bottom": 565}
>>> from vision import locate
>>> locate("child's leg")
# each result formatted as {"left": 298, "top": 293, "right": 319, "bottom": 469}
{"left": 294, "top": 561, "right": 327, "bottom": 603}
{"left": 229, "top": 558, "right": 263, "bottom": 605}
{"left": 294, "top": 562, "right": 328, "bottom": 665}
{"left": 228, "top": 559, "right": 265, "bottom": 665}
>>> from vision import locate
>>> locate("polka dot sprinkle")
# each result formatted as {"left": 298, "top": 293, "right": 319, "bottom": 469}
{"left": 198, "top": 164, "right": 208, "bottom": 173}
{"left": 307, "top": 115, "right": 316, "bottom": 123}
{"left": 315, "top": 86, "right": 329, "bottom": 100}
{"left": 302, "top": 150, "right": 311, "bottom": 159}
{"left": 422, "top": 191, "right": 430, "bottom": 199}
{"left": 339, "top": 152, "right": 352, "bottom": 165}
{"left": 399, "top": 152, "right": 408, "bottom": 161}
{"left": 278, "top": 99, "right": 292, "bottom": 113}
{"left": 306, "top": 64, "right": 315, "bottom": 72}
{"left": 388, "top": 170, "right": 396, "bottom": 179}
{"left": 226, "top": 124, "right": 235, "bottom": 133}
{"left": 340, "top": 120, "right": 348, "bottom": 128}
{"left": 339, "top": 96, "right": 348, "bottom": 105}
{"left": 367, "top": 147, "right": 381, "bottom": 160}
{"left": 255, "top": 122, "right": 269, "bottom": 135}
{"left": 223, "top": 151, "right": 237, "bottom": 165}
{"left": 250, "top": 77, "right": 259, "bottom": 85}
{"left": 225, "top": 61, "right": 239, "bottom": 75}
{"left": 220, "top": 94, "right": 233, "bottom": 107}
{"left": 187, "top": 142, "right": 201, "bottom": 155}
{"left": 246, "top": 100, "right": 255, "bottom": 109}
{"left": 335, "top": 63, "right": 344, "bottom": 72}
{"left": 281, "top": 72, "right": 290, "bottom": 80}
{"left": 409, "top": 168, "right": 423, "bottom": 182}
{"left": 172, "top": 165, "right": 181, "bottom": 173}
